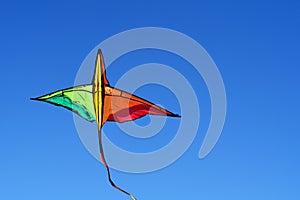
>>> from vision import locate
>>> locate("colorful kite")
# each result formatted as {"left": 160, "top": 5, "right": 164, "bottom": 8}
{"left": 31, "top": 49, "right": 180, "bottom": 200}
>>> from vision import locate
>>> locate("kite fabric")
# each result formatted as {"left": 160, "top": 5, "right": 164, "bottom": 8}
{"left": 31, "top": 49, "right": 180, "bottom": 200}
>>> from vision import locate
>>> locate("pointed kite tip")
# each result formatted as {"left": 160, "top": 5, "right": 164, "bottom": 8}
{"left": 30, "top": 97, "right": 44, "bottom": 101}
{"left": 170, "top": 113, "right": 181, "bottom": 118}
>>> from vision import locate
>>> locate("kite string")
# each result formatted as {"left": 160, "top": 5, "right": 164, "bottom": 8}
{"left": 97, "top": 130, "right": 137, "bottom": 200}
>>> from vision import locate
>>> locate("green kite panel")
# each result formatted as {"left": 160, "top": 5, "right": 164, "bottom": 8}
{"left": 31, "top": 84, "right": 95, "bottom": 122}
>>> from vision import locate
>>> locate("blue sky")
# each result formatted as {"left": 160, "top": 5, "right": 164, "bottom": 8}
{"left": 1, "top": 0, "right": 299, "bottom": 199}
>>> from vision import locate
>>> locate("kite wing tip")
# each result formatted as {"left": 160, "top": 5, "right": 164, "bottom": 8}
{"left": 30, "top": 96, "right": 43, "bottom": 101}
{"left": 167, "top": 112, "right": 181, "bottom": 118}
{"left": 173, "top": 113, "right": 181, "bottom": 118}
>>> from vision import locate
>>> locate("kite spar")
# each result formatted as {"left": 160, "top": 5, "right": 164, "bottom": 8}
{"left": 31, "top": 49, "right": 180, "bottom": 200}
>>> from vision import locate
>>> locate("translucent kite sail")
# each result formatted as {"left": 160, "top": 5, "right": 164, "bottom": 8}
{"left": 31, "top": 49, "right": 180, "bottom": 200}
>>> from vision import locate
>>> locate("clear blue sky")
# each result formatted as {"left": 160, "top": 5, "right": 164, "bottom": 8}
{"left": 0, "top": 0, "right": 299, "bottom": 199}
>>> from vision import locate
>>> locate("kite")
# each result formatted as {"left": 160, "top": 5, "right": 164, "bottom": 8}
{"left": 31, "top": 49, "right": 180, "bottom": 200}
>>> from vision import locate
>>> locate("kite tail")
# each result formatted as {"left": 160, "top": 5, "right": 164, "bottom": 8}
{"left": 97, "top": 130, "right": 137, "bottom": 200}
